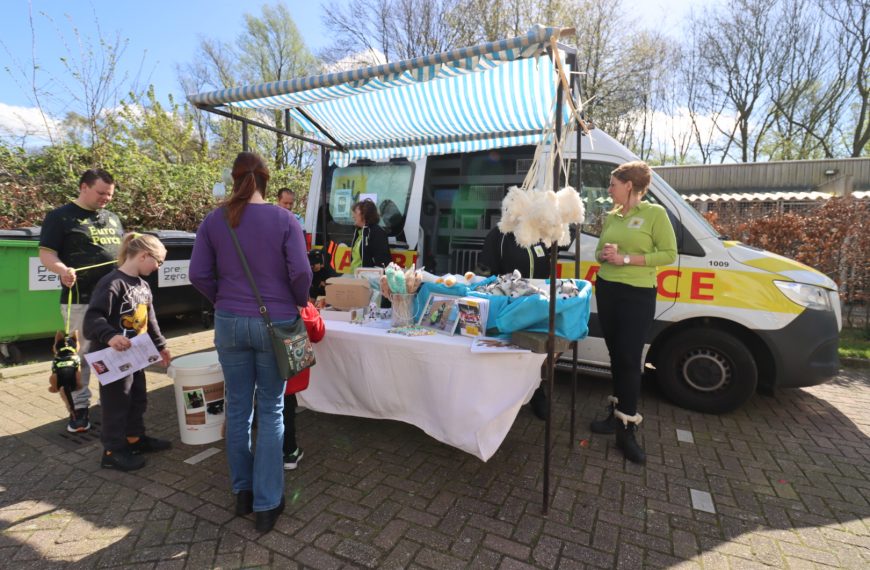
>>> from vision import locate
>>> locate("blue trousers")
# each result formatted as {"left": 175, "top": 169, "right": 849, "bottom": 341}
{"left": 214, "top": 310, "right": 288, "bottom": 512}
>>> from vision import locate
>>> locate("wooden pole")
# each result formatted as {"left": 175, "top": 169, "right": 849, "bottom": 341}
{"left": 543, "top": 43, "right": 565, "bottom": 515}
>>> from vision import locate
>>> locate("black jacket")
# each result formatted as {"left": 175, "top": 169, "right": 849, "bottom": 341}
{"left": 352, "top": 224, "right": 392, "bottom": 268}
{"left": 478, "top": 228, "right": 549, "bottom": 278}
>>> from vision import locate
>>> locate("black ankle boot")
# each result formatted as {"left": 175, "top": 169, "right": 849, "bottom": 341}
{"left": 255, "top": 497, "right": 285, "bottom": 532}
{"left": 615, "top": 422, "right": 646, "bottom": 464}
{"left": 529, "top": 386, "right": 549, "bottom": 421}
{"left": 235, "top": 490, "right": 253, "bottom": 516}
{"left": 590, "top": 396, "right": 619, "bottom": 434}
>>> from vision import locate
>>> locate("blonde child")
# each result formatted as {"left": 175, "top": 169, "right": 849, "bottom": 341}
{"left": 84, "top": 233, "right": 172, "bottom": 471}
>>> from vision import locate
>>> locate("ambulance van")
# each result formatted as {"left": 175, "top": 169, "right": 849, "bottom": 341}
{"left": 304, "top": 129, "right": 842, "bottom": 414}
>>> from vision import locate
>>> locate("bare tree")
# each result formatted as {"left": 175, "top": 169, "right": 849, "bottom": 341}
{"left": 178, "top": 2, "right": 317, "bottom": 170}
{"left": 693, "top": 0, "right": 782, "bottom": 163}
{"left": 322, "top": 0, "right": 466, "bottom": 62}
{"left": 765, "top": 0, "right": 850, "bottom": 159}
{"left": 48, "top": 9, "right": 147, "bottom": 163}
{"left": 822, "top": 0, "right": 870, "bottom": 157}
{"left": 238, "top": 3, "right": 318, "bottom": 170}
{"left": 556, "top": 0, "right": 672, "bottom": 157}
{"left": 177, "top": 37, "right": 241, "bottom": 161}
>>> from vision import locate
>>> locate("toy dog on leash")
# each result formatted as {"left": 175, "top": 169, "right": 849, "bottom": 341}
{"left": 49, "top": 330, "right": 83, "bottom": 418}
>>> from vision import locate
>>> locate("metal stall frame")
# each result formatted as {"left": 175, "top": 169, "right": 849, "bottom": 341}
{"left": 188, "top": 26, "right": 587, "bottom": 514}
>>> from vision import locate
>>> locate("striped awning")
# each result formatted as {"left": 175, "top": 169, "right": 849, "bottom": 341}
{"left": 188, "top": 26, "right": 570, "bottom": 166}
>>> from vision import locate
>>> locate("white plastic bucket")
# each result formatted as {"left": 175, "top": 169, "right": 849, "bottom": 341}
{"left": 168, "top": 351, "right": 224, "bottom": 445}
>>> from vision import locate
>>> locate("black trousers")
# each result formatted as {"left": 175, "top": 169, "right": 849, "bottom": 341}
{"left": 282, "top": 393, "right": 297, "bottom": 454}
{"left": 99, "top": 370, "right": 147, "bottom": 452}
{"left": 595, "top": 277, "right": 657, "bottom": 417}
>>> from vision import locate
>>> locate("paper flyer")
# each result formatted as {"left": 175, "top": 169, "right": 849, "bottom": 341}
{"left": 84, "top": 334, "right": 162, "bottom": 385}
{"left": 470, "top": 337, "right": 530, "bottom": 354}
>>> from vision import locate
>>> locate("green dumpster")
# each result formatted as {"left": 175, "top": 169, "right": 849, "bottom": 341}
{"left": 0, "top": 230, "right": 64, "bottom": 363}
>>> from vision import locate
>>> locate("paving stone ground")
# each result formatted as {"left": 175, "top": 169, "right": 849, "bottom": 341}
{"left": 1, "top": 328, "right": 868, "bottom": 569}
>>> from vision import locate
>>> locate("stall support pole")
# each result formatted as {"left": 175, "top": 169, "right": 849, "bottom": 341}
{"left": 543, "top": 67, "right": 565, "bottom": 515}
{"left": 569, "top": 58, "right": 583, "bottom": 447}
{"left": 242, "top": 120, "right": 249, "bottom": 152}
{"left": 320, "top": 146, "right": 330, "bottom": 247}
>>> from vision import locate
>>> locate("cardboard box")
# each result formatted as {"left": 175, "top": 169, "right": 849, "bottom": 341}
{"left": 325, "top": 277, "right": 373, "bottom": 310}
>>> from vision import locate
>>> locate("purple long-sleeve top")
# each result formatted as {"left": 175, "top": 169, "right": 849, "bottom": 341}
{"left": 189, "top": 204, "right": 313, "bottom": 321}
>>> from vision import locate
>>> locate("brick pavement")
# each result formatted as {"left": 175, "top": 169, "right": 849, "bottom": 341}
{"left": 0, "top": 329, "right": 868, "bottom": 568}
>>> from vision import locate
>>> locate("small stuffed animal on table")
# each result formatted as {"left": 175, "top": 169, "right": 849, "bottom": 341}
{"left": 49, "top": 330, "right": 83, "bottom": 420}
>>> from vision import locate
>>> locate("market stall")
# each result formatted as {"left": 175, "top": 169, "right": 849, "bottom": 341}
{"left": 188, "top": 25, "right": 588, "bottom": 513}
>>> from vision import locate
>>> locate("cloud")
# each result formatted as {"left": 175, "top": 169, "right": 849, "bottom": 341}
{"left": 0, "top": 102, "right": 61, "bottom": 143}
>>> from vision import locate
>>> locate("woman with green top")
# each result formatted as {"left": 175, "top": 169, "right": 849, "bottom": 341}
{"left": 590, "top": 161, "right": 677, "bottom": 464}
{"left": 350, "top": 200, "right": 391, "bottom": 271}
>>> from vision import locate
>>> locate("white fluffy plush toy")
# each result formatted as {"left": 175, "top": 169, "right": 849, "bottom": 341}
{"left": 499, "top": 185, "right": 585, "bottom": 248}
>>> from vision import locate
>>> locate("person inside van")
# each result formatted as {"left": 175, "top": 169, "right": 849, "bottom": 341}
{"left": 350, "top": 199, "right": 391, "bottom": 271}
{"left": 590, "top": 160, "right": 677, "bottom": 465}
{"left": 476, "top": 226, "right": 550, "bottom": 420}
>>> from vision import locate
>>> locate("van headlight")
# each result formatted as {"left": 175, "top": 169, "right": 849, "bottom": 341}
{"left": 774, "top": 281, "right": 833, "bottom": 311}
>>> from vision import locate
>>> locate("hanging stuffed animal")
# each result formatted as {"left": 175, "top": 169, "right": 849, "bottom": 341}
{"left": 498, "top": 185, "right": 585, "bottom": 248}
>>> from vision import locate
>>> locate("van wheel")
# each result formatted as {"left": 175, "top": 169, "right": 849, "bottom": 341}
{"left": 655, "top": 328, "right": 757, "bottom": 414}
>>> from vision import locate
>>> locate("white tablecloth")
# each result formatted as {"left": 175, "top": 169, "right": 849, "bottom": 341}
{"left": 297, "top": 320, "right": 547, "bottom": 461}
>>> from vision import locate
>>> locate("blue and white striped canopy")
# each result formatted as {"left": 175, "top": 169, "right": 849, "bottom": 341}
{"left": 188, "top": 26, "right": 569, "bottom": 166}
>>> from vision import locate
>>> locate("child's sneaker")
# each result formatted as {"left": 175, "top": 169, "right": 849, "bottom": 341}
{"left": 128, "top": 435, "right": 172, "bottom": 454}
{"left": 283, "top": 448, "right": 304, "bottom": 470}
{"left": 101, "top": 449, "right": 146, "bottom": 471}
{"left": 66, "top": 408, "right": 91, "bottom": 433}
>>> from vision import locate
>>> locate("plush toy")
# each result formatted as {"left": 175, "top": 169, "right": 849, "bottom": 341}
{"left": 556, "top": 279, "right": 580, "bottom": 299}
{"left": 475, "top": 270, "right": 547, "bottom": 298}
{"left": 49, "top": 330, "right": 82, "bottom": 419}
{"left": 498, "top": 185, "right": 586, "bottom": 248}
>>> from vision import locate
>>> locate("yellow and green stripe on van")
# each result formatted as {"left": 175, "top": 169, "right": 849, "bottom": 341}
{"left": 559, "top": 261, "right": 804, "bottom": 315}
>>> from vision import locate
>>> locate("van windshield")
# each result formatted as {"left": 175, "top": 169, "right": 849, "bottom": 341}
{"left": 650, "top": 171, "right": 722, "bottom": 239}
{"left": 321, "top": 162, "right": 415, "bottom": 244}
{"left": 567, "top": 161, "right": 665, "bottom": 237}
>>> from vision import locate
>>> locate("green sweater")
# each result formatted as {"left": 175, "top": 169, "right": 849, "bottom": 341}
{"left": 595, "top": 202, "right": 678, "bottom": 288}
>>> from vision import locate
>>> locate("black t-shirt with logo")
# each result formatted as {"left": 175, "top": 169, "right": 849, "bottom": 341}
{"left": 39, "top": 202, "right": 124, "bottom": 304}
{"left": 83, "top": 269, "right": 166, "bottom": 352}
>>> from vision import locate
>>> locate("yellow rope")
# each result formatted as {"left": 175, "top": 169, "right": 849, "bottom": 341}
{"left": 549, "top": 35, "right": 589, "bottom": 135}
{"left": 64, "top": 260, "right": 118, "bottom": 334}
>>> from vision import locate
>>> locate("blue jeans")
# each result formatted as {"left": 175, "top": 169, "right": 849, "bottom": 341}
{"left": 214, "top": 310, "right": 289, "bottom": 512}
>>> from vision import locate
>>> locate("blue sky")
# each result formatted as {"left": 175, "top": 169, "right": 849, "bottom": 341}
{"left": 0, "top": 0, "right": 696, "bottom": 143}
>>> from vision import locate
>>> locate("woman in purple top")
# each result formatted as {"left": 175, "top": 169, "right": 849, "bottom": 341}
{"left": 190, "top": 152, "right": 312, "bottom": 533}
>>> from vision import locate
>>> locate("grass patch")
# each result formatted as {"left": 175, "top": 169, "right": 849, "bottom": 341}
{"left": 840, "top": 327, "right": 870, "bottom": 360}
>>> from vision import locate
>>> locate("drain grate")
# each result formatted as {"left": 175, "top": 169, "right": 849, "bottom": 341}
{"left": 53, "top": 416, "right": 103, "bottom": 450}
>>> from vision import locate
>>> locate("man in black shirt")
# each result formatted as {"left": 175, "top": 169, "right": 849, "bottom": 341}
{"left": 477, "top": 226, "right": 550, "bottom": 420}
{"left": 477, "top": 227, "right": 549, "bottom": 279}
{"left": 39, "top": 169, "right": 124, "bottom": 433}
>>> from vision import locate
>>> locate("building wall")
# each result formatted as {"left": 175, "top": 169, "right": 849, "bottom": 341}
{"left": 655, "top": 158, "right": 870, "bottom": 196}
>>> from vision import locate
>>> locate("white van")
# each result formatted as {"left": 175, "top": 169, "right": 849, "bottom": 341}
{"left": 304, "top": 129, "right": 842, "bottom": 413}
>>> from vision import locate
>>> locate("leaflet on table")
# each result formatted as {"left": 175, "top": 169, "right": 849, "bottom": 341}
{"left": 84, "top": 334, "right": 162, "bottom": 385}
{"left": 470, "top": 336, "right": 530, "bottom": 353}
{"left": 457, "top": 297, "right": 489, "bottom": 337}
